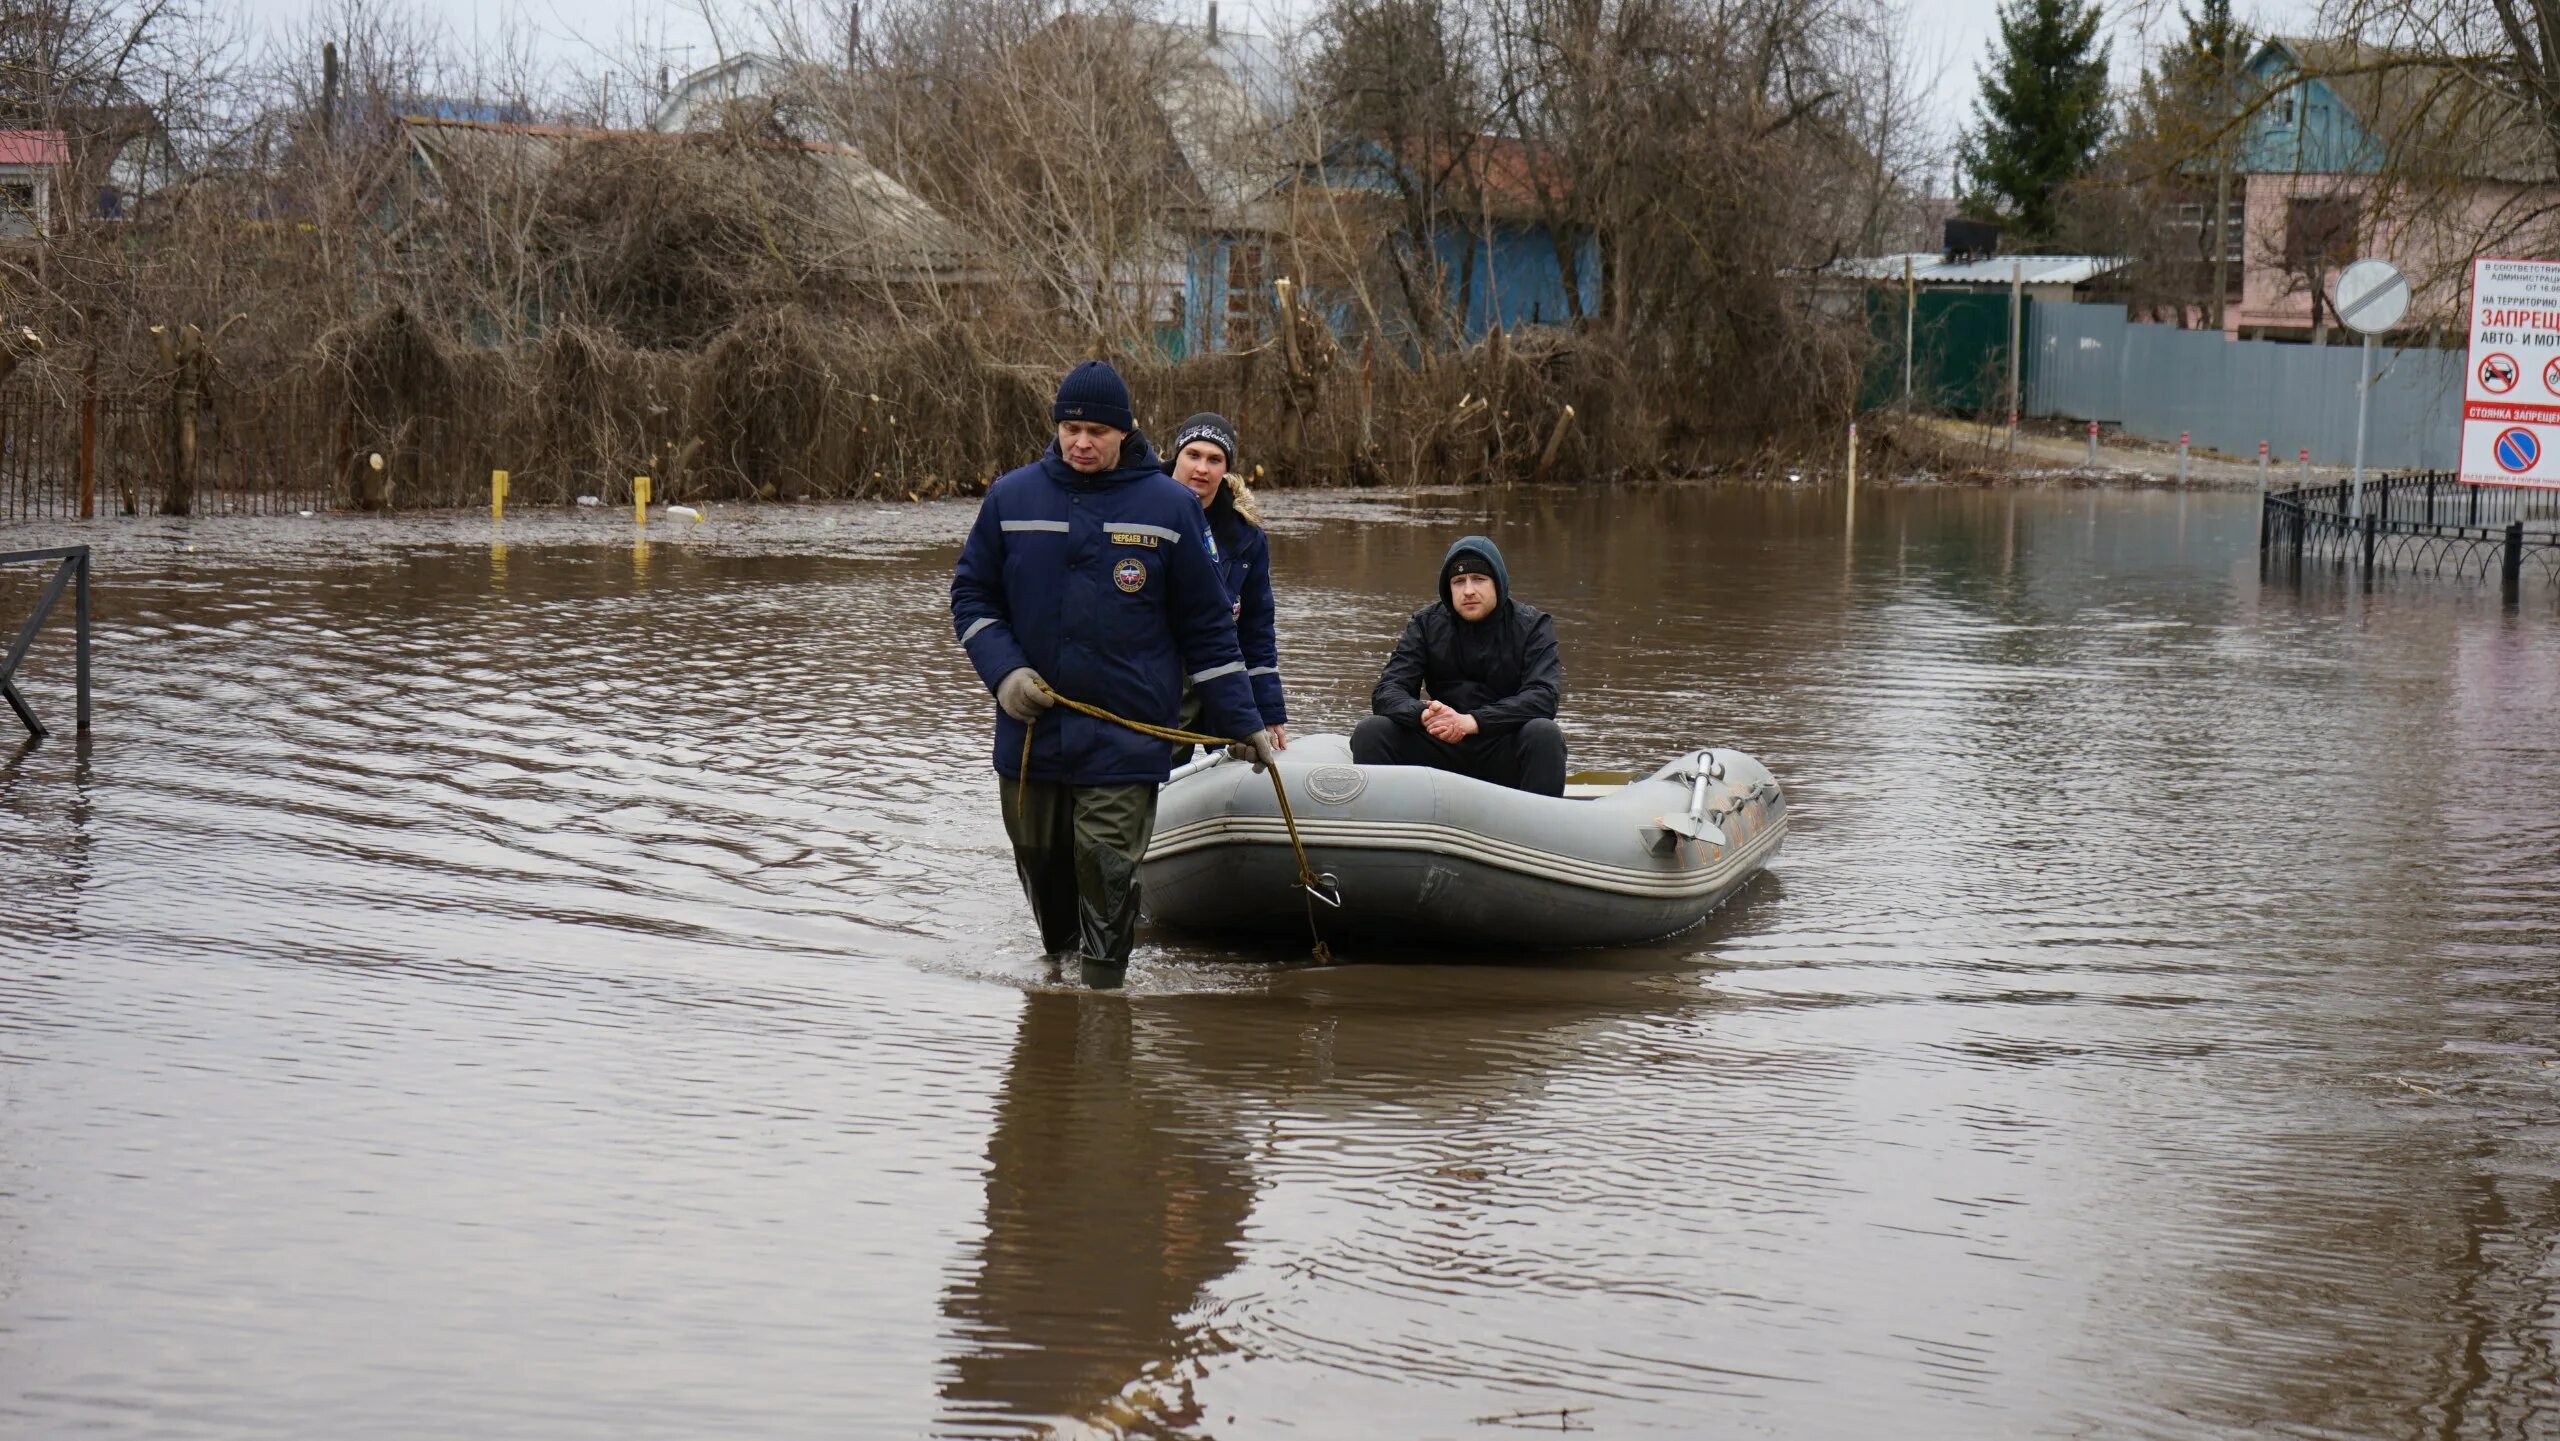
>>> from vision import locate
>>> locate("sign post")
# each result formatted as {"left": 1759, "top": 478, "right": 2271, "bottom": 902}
{"left": 2334, "top": 259, "right": 2408, "bottom": 517}
{"left": 2460, "top": 256, "right": 2560, "bottom": 491}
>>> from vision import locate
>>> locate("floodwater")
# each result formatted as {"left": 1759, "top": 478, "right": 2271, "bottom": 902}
{"left": 1, "top": 485, "right": 2555, "bottom": 1439}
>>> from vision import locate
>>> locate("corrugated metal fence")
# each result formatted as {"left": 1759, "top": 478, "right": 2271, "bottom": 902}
{"left": 2027, "top": 301, "right": 2463, "bottom": 469}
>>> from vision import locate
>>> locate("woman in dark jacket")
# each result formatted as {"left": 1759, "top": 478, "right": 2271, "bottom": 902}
{"left": 1165, "top": 412, "right": 1288, "bottom": 752}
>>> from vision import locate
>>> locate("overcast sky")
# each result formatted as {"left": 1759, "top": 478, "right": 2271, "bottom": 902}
{"left": 235, "top": 0, "right": 2324, "bottom": 164}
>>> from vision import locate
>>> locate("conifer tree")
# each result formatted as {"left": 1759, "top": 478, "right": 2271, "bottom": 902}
{"left": 1960, "top": 0, "right": 2112, "bottom": 247}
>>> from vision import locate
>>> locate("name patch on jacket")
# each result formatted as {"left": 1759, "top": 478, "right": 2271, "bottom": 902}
{"left": 1114, "top": 558, "right": 1148, "bottom": 592}
{"left": 1109, "top": 530, "right": 1160, "bottom": 548}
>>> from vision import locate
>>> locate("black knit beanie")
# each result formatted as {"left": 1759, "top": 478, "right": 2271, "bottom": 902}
{"left": 1053, "top": 360, "right": 1135, "bottom": 433}
{"left": 1168, "top": 412, "right": 1238, "bottom": 468}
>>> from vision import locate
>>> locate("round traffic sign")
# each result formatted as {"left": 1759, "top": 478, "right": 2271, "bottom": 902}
{"left": 2495, "top": 426, "right": 2540, "bottom": 473}
{"left": 2334, "top": 258, "right": 2410, "bottom": 335}
{"left": 2543, "top": 355, "right": 2560, "bottom": 396}
{"left": 2481, "top": 352, "right": 2521, "bottom": 394}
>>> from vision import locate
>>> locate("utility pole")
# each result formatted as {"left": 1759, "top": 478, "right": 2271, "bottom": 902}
{"left": 2007, "top": 260, "right": 2022, "bottom": 452}
{"left": 321, "top": 42, "right": 340, "bottom": 143}
{"left": 1902, "top": 254, "right": 1915, "bottom": 409}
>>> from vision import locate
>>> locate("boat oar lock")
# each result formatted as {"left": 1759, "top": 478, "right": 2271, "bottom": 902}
{"left": 1652, "top": 752, "right": 1728, "bottom": 849}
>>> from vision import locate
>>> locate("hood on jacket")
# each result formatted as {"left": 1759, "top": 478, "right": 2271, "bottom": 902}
{"left": 1210, "top": 471, "right": 1263, "bottom": 528}
{"left": 1438, "top": 534, "right": 1511, "bottom": 613}
{"left": 1042, "top": 430, "right": 1162, "bottom": 487}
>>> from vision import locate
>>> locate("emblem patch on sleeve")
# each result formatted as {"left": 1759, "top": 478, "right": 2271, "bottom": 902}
{"left": 1113, "top": 557, "right": 1148, "bottom": 593}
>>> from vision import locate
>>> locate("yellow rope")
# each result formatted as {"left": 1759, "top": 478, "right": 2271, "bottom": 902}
{"left": 1019, "top": 678, "right": 1334, "bottom": 963}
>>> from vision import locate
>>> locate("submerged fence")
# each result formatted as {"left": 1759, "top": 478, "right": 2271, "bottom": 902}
{"left": 0, "top": 385, "right": 345, "bottom": 521}
{"left": 2029, "top": 301, "right": 2463, "bottom": 469}
{"left": 2262, "top": 471, "right": 2560, "bottom": 597}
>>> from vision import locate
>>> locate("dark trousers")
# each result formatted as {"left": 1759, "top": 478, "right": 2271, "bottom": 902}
{"left": 998, "top": 777, "right": 1160, "bottom": 975}
{"left": 1349, "top": 714, "right": 1568, "bottom": 797}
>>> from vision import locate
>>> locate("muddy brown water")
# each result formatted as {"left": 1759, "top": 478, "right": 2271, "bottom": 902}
{"left": 2, "top": 486, "right": 2555, "bottom": 1439}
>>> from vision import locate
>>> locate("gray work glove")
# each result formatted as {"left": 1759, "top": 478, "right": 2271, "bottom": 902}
{"left": 996, "top": 667, "right": 1055, "bottom": 724}
{"left": 1226, "top": 728, "right": 1279, "bottom": 773}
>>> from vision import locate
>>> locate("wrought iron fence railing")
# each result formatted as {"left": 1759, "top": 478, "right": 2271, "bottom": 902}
{"left": 2261, "top": 471, "right": 2560, "bottom": 599}
{"left": 1, "top": 545, "right": 92, "bottom": 741}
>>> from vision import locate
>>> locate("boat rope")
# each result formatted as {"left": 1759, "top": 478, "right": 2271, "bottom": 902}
{"left": 1020, "top": 678, "right": 1335, "bottom": 964}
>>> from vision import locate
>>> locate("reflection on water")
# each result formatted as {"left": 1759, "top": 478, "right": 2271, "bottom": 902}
{"left": 0, "top": 488, "right": 2553, "bottom": 1438}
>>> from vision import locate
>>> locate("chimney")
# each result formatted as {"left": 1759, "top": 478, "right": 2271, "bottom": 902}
{"left": 1207, "top": 1, "right": 1219, "bottom": 43}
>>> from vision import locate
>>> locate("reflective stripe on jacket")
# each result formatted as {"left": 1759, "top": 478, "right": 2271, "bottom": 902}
{"left": 952, "top": 437, "right": 1263, "bottom": 784}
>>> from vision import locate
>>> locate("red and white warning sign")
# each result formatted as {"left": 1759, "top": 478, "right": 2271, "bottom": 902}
{"left": 2460, "top": 256, "right": 2560, "bottom": 488}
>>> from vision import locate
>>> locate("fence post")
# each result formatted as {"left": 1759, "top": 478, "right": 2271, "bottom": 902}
{"left": 2505, "top": 521, "right": 2525, "bottom": 602}
{"left": 2362, "top": 510, "right": 2378, "bottom": 580}
{"left": 2424, "top": 475, "right": 2435, "bottom": 526}
{"left": 2259, "top": 491, "right": 2271, "bottom": 552}
{"left": 2290, "top": 501, "right": 2305, "bottom": 563}
{"left": 2469, "top": 482, "right": 2481, "bottom": 526}
{"left": 74, "top": 548, "right": 90, "bottom": 731}
{"left": 77, "top": 347, "right": 97, "bottom": 521}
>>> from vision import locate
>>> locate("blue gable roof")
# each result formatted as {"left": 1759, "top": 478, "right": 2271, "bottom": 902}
{"left": 2236, "top": 38, "right": 2389, "bottom": 175}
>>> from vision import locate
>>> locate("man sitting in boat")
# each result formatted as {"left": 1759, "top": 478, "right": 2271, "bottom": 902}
{"left": 1349, "top": 535, "right": 1567, "bottom": 796}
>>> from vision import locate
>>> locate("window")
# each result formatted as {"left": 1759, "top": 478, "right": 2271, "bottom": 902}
{"left": 2283, "top": 197, "right": 2357, "bottom": 269}
{"left": 0, "top": 180, "right": 36, "bottom": 237}
{"left": 2272, "top": 95, "right": 2296, "bottom": 127}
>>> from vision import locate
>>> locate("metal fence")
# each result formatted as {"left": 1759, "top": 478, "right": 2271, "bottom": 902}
{"left": 0, "top": 385, "right": 345, "bottom": 522}
{"left": 2028, "top": 301, "right": 2465, "bottom": 469}
{"left": 2262, "top": 471, "right": 2560, "bottom": 597}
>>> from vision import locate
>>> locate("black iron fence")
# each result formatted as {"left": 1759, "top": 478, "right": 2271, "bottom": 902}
{"left": 2262, "top": 471, "right": 2560, "bottom": 599}
{"left": 1, "top": 545, "right": 92, "bottom": 741}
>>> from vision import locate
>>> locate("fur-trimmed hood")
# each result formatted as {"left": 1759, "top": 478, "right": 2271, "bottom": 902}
{"left": 1216, "top": 471, "right": 1263, "bottom": 528}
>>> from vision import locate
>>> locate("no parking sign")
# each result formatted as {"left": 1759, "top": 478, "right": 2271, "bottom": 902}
{"left": 2460, "top": 257, "right": 2560, "bottom": 488}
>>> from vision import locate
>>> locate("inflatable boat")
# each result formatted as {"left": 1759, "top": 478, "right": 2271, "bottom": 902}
{"left": 1141, "top": 734, "right": 1786, "bottom": 948}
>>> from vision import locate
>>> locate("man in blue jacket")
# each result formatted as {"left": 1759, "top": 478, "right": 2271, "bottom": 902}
{"left": 1350, "top": 535, "right": 1567, "bottom": 796}
{"left": 951, "top": 361, "right": 1276, "bottom": 989}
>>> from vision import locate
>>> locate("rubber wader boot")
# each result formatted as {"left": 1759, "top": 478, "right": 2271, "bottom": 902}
{"left": 1075, "top": 839, "right": 1144, "bottom": 978}
{"left": 999, "top": 777, "right": 1082, "bottom": 957}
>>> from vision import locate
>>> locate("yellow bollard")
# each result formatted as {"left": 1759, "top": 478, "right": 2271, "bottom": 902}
{"left": 491, "top": 468, "right": 508, "bottom": 519}
{"left": 633, "top": 475, "right": 651, "bottom": 527}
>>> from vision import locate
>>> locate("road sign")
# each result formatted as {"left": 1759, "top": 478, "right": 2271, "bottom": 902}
{"left": 2459, "top": 256, "right": 2560, "bottom": 489}
{"left": 2495, "top": 426, "right": 2540, "bottom": 472}
{"left": 2335, "top": 259, "right": 2409, "bottom": 336}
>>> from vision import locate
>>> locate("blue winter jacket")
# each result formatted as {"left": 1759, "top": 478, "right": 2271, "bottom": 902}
{"left": 951, "top": 435, "right": 1264, "bottom": 784}
{"left": 1202, "top": 480, "right": 1287, "bottom": 726}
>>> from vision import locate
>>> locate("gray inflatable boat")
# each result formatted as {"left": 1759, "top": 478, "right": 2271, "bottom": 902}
{"left": 1141, "top": 734, "right": 1786, "bottom": 948}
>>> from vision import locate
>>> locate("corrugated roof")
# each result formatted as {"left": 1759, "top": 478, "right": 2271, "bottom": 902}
{"left": 398, "top": 116, "right": 985, "bottom": 283}
{"left": 1828, "top": 253, "right": 2130, "bottom": 285}
{"left": 0, "top": 131, "right": 70, "bottom": 168}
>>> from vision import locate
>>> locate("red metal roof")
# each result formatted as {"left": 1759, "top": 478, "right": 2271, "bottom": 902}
{"left": 0, "top": 131, "right": 69, "bottom": 167}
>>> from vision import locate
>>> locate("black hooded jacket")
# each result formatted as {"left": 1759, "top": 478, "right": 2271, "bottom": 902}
{"left": 1369, "top": 535, "right": 1561, "bottom": 736}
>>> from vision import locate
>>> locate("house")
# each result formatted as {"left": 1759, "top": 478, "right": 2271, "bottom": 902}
{"left": 0, "top": 131, "right": 68, "bottom": 237}
{"left": 1291, "top": 134, "right": 1604, "bottom": 347}
{"left": 2227, "top": 36, "right": 2558, "bottom": 339}
{"left": 648, "top": 53, "right": 809, "bottom": 134}
{"left": 394, "top": 116, "right": 986, "bottom": 295}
